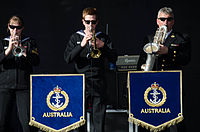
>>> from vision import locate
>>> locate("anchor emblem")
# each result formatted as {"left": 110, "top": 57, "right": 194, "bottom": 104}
{"left": 47, "top": 85, "right": 69, "bottom": 111}
{"left": 52, "top": 87, "right": 64, "bottom": 108}
{"left": 144, "top": 82, "right": 167, "bottom": 107}
{"left": 150, "top": 88, "right": 161, "bottom": 104}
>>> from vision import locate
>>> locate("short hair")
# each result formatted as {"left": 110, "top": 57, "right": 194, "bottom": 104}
{"left": 8, "top": 15, "right": 24, "bottom": 27}
{"left": 157, "top": 7, "right": 174, "bottom": 18}
{"left": 82, "top": 7, "right": 98, "bottom": 20}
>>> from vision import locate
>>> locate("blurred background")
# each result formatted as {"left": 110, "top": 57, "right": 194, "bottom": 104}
{"left": 0, "top": 0, "right": 199, "bottom": 131}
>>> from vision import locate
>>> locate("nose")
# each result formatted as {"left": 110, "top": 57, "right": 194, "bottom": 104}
{"left": 162, "top": 20, "right": 168, "bottom": 24}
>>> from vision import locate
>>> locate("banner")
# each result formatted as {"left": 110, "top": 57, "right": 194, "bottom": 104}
{"left": 29, "top": 74, "right": 85, "bottom": 132}
{"left": 128, "top": 71, "right": 183, "bottom": 132}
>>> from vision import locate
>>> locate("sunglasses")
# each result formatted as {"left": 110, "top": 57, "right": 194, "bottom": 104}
{"left": 158, "top": 17, "right": 174, "bottom": 22}
{"left": 84, "top": 20, "right": 97, "bottom": 25}
{"left": 9, "top": 25, "right": 23, "bottom": 30}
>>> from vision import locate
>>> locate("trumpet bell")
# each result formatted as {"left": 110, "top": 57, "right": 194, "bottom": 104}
{"left": 12, "top": 46, "right": 24, "bottom": 57}
{"left": 91, "top": 49, "right": 101, "bottom": 58}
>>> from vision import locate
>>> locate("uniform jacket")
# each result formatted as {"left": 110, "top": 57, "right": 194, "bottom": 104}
{"left": 137, "top": 30, "right": 191, "bottom": 71}
{"left": 64, "top": 30, "right": 117, "bottom": 77}
{"left": 0, "top": 35, "right": 40, "bottom": 89}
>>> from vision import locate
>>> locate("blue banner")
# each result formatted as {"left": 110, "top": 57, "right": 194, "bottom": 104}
{"left": 128, "top": 71, "right": 183, "bottom": 131}
{"left": 29, "top": 74, "right": 85, "bottom": 132}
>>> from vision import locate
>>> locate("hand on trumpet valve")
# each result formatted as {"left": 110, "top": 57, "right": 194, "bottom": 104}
{"left": 81, "top": 31, "right": 93, "bottom": 47}
{"left": 95, "top": 38, "right": 104, "bottom": 48}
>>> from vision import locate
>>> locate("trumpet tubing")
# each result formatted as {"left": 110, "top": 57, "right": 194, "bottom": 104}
{"left": 90, "top": 28, "right": 101, "bottom": 58}
{"left": 12, "top": 34, "right": 25, "bottom": 57}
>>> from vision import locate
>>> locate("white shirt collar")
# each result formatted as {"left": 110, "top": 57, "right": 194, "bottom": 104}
{"left": 165, "top": 29, "right": 173, "bottom": 39}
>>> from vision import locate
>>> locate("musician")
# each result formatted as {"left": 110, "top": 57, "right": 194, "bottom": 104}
{"left": 64, "top": 7, "right": 117, "bottom": 132}
{"left": 137, "top": 7, "right": 191, "bottom": 71}
{"left": 0, "top": 15, "right": 40, "bottom": 132}
{"left": 137, "top": 7, "right": 191, "bottom": 132}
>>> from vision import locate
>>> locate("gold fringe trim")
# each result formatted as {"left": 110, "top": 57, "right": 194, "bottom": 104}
{"left": 29, "top": 119, "right": 85, "bottom": 132}
{"left": 128, "top": 116, "right": 183, "bottom": 132}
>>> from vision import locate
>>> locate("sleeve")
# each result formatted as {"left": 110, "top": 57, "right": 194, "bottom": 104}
{"left": 23, "top": 38, "right": 40, "bottom": 66}
{"left": 64, "top": 34, "right": 83, "bottom": 64}
{"left": 101, "top": 35, "right": 117, "bottom": 63}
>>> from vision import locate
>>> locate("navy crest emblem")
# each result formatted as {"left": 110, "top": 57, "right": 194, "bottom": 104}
{"left": 144, "top": 82, "right": 167, "bottom": 107}
{"left": 47, "top": 85, "right": 69, "bottom": 111}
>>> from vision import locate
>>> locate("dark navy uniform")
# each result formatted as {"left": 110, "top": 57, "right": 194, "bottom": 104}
{"left": 137, "top": 31, "right": 191, "bottom": 71}
{"left": 0, "top": 36, "right": 39, "bottom": 132}
{"left": 64, "top": 30, "right": 117, "bottom": 132}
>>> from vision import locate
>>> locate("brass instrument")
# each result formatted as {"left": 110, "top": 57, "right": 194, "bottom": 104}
{"left": 142, "top": 25, "right": 167, "bottom": 71}
{"left": 13, "top": 45, "right": 25, "bottom": 57}
{"left": 90, "top": 27, "right": 101, "bottom": 58}
{"left": 12, "top": 34, "right": 25, "bottom": 57}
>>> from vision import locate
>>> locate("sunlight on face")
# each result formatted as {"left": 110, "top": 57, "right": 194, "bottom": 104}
{"left": 82, "top": 15, "right": 98, "bottom": 32}
{"left": 157, "top": 12, "right": 174, "bottom": 32}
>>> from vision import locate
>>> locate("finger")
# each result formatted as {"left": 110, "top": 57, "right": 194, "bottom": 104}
{"left": 11, "top": 29, "right": 16, "bottom": 37}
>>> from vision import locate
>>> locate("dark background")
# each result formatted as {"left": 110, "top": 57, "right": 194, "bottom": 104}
{"left": 0, "top": 0, "right": 199, "bottom": 131}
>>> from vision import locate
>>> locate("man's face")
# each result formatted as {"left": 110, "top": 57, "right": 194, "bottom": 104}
{"left": 156, "top": 12, "right": 174, "bottom": 32}
{"left": 8, "top": 21, "right": 24, "bottom": 36}
{"left": 82, "top": 15, "right": 98, "bottom": 32}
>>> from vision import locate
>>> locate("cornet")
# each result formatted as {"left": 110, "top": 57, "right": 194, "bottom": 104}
{"left": 12, "top": 33, "right": 25, "bottom": 57}
{"left": 89, "top": 26, "right": 101, "bottom": 58}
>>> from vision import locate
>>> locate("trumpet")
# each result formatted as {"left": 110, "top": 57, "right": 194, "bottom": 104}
{"left": 89, "top": 26, "right": 101, "bottom": 58}
{"left": 13, "top": 45, "right": 25, "bottom": 57}
{"left": 12, "top": 35, "right": 25, "bottom": 57}
{"left": 142, "top": 25, "right": 167, "bottom": 71}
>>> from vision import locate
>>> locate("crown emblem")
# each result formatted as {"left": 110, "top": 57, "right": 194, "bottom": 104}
{"left": 54, "top": 85, "right": 62, "bottom": 93}
{"left": 144, "top": 82, "right": 167, "bottom": 107}
{"left": 47, "top": 85, "right": 69, "bottom": 111}
{"left": 151, "top": 82, "right": 159, "bottom": 88}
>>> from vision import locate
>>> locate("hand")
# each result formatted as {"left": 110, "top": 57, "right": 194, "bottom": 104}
{"left": 19, "top": 43, "right": 27, "bottom": 57}
{"left": 157, "top": 44, "right": 168, "bottom": 54}
{"left": 81, "top": 31, "right": 93, "bottom": 47}
{"left": 5, "top": 29, "right": 20, "bottom": 56}
{"left": 95, "top": 38, "right": 104, "bottom": 48}
{"left": 141, "top": 64, "right": 146, "bottom": 71}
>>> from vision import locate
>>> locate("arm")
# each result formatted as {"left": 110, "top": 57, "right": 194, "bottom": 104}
{"left": 64, "top": 34, "right": 83, "bottom": 64}
{"left": 26, "top": 39, "right": 40, "bottom": 66}
{"left": 101, "top": 35, "right": 117, "bottom": 63}
{"left": 16, "top": 38, "right": 40, "bottom": 66}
